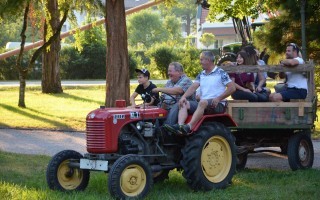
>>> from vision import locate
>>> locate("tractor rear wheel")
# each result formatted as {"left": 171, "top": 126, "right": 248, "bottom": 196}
{"left": 108, "top": 155, "right": 153, "bottom": 199}
{"left": 181, "top": 122, "right": 236, "bottom": 191}
{"left": 46, "top": 150, "right": 90, "bottom": 191}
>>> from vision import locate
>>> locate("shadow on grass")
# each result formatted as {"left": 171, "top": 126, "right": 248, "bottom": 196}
{"left": 0, "top": 103, "right": 73, "bottom": 130}
{"left": 50, "top": 92, "right": 104, "bottom": 105}
{"left": 0, "top": 121, "right": 9, "bottom": 127}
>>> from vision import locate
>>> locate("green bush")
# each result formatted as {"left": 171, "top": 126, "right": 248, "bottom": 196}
{"left": 60, "top": 43, "right": 106, "bottom": 79}
{"left": 128, "top": 51, "right": 138, "bottom": 79}
{"left": 147, "top": 45, "right": 177, "bottom": 79}
{"left": 0, "top": 50, "right": 41, "bottom": 80}
{"left": 0, "top": 56, "right": 18, "bottom": 80}
{"left": 176, "top": 47, "right": 202, "bottom": 78}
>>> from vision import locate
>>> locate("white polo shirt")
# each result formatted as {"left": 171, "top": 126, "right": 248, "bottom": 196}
{"left": 194, "top": 67, "right": 232, "bottom": 100}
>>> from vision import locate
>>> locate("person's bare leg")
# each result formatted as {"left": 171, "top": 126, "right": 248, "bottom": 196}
{"left": 188, "top": 100, "right": 208, "bottom": 129}
{"left": 178, "top": 101, "right": 190, "bottom": 125}
{"left": 269, "top": 93, "right": 283, "bottom": 102}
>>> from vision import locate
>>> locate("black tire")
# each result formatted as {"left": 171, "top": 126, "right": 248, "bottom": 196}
{"left": 236, "top": 152, "right": 248, "bottom": 171}
{"left": 287, "top": 131, "right": 314, "bottom": 171}
{"left": 46, "top": 150, "right": 90, "bottom": 191}
{"left": 153, "top": 169, "right": 170, "bottom": 183}
{"left": 108, "top": 155, "right": 153, "bottom": 199}
{"left": 217, "top": 54, "right": 236, "bottom": 66}
{"left": 181, "top": 122, "right": 236, "bottom": 191}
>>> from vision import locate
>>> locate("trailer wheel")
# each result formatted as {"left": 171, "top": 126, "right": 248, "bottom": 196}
{"left": 108, "top": 155, "right": 153, "bottom": 199}
{"left": 46, "top": 150, "right": 90, "bottom": 191}
{"left": 181, "top": 122, "right": 236, "bottom": 191}
{"left": 287, "top": 131, "right": 314, "bottom": 170}
{"left": 236, "top": 152, "right": 248, "bottom": 171}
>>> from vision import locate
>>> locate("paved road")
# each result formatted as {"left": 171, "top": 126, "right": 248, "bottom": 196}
{"left": 0, "top": 128, "right": 319, "bottom": 170}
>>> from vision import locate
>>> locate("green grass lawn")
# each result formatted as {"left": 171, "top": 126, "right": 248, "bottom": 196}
{"left": 0, "top": 151, "right": 320, "bottom": 200}
{"left": 0, "top": 86, "right": 114, "bottom": 131}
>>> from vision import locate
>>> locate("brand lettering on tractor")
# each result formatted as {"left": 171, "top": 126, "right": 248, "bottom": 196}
{"left": 113, "top": 114, "right": 125, "bottom": 124}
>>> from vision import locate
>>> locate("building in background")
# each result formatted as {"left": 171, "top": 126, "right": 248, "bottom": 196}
{"left": 196, "top": 6, "right": 269, "bottom": 49}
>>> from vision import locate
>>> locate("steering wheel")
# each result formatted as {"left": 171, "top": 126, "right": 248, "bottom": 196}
{"left": 159, "top": 92, "right": 177, "bottom": 107}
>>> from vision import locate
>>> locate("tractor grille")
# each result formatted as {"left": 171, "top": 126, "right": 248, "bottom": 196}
{"left": 86, "top": 120, "right": 106, "bottom": 150}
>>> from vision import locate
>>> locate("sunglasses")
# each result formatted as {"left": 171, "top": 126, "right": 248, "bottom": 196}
{"left": 287, "top": 43, "right": 300, "bottom": 53}
{"left": 141, "top": 69, "right": 148, "bottom": 73}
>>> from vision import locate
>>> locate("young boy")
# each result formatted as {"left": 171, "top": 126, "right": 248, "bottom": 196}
{"left": 129, "top": 69, "right": 159, "bottom": 107}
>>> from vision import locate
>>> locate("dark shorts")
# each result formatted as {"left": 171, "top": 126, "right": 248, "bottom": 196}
{"left": 188, "top": 100, "right": 226, "bottom": 114}
{"left": 280, "top": 87, "right": 307, "bottom": 102}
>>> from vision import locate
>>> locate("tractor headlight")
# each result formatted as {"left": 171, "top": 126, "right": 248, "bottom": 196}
{"left": 136, "top": 121, "right": 144, "bottom": 130}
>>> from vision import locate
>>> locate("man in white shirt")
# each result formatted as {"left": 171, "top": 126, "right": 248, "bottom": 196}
{"left": 164, "top": 51, "right": 235, "bottom": 135}
{"left": 269, "top": 43, "right": 307, "bottom": 102}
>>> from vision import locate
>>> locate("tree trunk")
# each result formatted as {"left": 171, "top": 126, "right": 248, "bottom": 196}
{"left": 41, "top": 0, "right": 63, "bottom": 93}
{"left": 17, "top": 3, "right": 29, "bottom": 108}
{"left": 105, "top": 0, "right": 130, "bottom": 107}
{"left": 18, "top": 71, "right": 27, "bottom": 107}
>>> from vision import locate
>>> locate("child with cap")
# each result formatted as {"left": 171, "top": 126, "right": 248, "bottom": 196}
{"left": 129, "top": 68, "right": 159, "bottom": 107}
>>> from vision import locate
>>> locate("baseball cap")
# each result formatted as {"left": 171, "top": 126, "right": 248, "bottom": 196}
{"left": 135, "top": 68, "right": 150, "bottom": 79}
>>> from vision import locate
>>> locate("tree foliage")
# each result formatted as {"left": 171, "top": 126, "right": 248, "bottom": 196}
{"left": 73, "top": 14, "right": 106, "bottom": 52}
{"left": 163, "top": 15, "right": 183, "bottom": 44}
{"left": 205, "top": 0, "right": 320, "bottom": 63}
{"left": 158, "top": 0, "right": 198, "bottom": 35}
{"left": 206, "top": 0, "right": 266, "bottom": 22}
{"left": 0, "top": 0, "right": 26, "bottom": 22}
{"left": 200, "top": 32, "right": 215, "bottom": 48}
{"left": 127, "top": 10, "right": 169, "bottom": 49}
{"left": 253, "top": 0, "right": 320, "bottom": 63}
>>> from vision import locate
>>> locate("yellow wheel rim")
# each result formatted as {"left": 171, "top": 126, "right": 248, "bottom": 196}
{"left": 120, "top": 164, "right": 146, "bottom": 196}
{"left": 201, "top": 135, "right": 232, "bottom": 183}
{"left": 57, "top": 160, "right": 83, "bottom": 190}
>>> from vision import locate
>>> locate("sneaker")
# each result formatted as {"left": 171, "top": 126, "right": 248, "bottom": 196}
{"left": 180, "top": 124, "right": 191, "bottom": 135}
{"left": 163, "top": 124, "right": 181, "bottom": 135}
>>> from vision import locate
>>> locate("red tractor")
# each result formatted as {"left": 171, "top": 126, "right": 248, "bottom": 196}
{"left": 46, "top": 93, "right": 237, "bottom": 199}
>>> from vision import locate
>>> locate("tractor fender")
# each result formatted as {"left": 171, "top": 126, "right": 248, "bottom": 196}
{"left": 192, "top": 113, "right": 237, "bottom": 132}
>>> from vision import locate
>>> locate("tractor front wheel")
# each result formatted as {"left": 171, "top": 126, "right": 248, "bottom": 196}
{"left": 108, "top": 155, "right": 153, "bottom": 199}
{"left": 46, "top": 150, "right": 90, "bottom": 191}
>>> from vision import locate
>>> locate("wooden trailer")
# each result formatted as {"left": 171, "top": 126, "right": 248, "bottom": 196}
{"left": 221, "top": 63, "right": 317, "bottom": 170}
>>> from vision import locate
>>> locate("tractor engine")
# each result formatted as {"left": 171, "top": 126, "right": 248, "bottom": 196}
{"left": 85, "top": 105, "right": 167, "bottom": 154}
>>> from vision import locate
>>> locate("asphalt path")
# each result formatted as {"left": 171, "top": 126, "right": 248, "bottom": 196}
{"left": 0, "top": 128, "right": 319, "bottom": 170}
